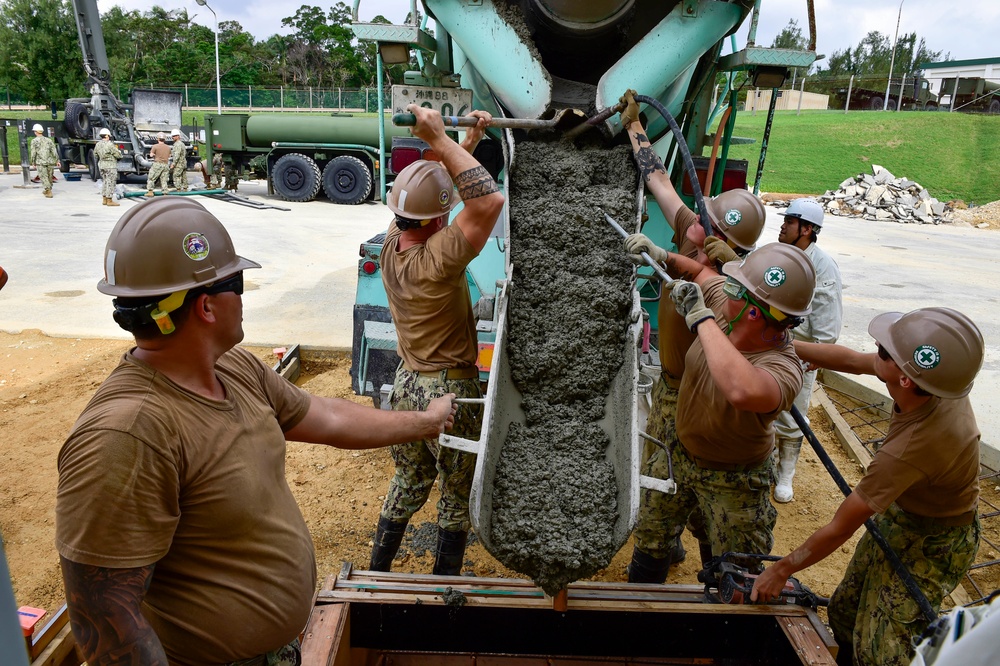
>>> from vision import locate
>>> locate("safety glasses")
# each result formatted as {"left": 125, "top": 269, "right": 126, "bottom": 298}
{"left": 877, "top": 343, "right": 892, "bottom": 361}
{"left": 722, "top": 277, "right": 787, "bottom": 322}
{"left": 201, "top": 271, "right": 244, "bottom": 296}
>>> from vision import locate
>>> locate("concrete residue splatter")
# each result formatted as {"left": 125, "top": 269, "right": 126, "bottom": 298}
{"left": 441, "top": 586, "right": 467, "bottom": 608}
{"left": 490, "top": 137, "right": 638, "bottom": 595}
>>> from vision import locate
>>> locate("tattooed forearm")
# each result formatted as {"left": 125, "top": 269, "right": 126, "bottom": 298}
{"left": 635, "top": 146, "right": 666, "bottom": 183}
{"left": 61, "top": 557, "right": 168, "bottom": 665}
{"left": 455, "top": 165, "right": 500, "bottom": 200}
{"left": 664, "top": 254, "right": 698, "bottom": 282}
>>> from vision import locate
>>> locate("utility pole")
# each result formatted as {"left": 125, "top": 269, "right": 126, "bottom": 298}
{"left": 883, "top": 0, "right": 904, "bottom": 111}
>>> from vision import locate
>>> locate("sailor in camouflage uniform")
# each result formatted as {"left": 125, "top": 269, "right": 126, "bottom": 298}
{"left": 752, "top": 307, "right": 984, "bottom": 666}
{"left": 29, "top": 124, "right": 59, "bottom": 198}
{"left": 370, "top": 105, "right": 503, "bottom": 576}
{"left": 169, "top": 129, "right": 188, "bottom": 191}
{"left": 94, "top": 128, "right": 121, "bottom": 206}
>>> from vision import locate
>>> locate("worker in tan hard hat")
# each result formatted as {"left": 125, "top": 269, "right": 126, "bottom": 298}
{"left": 169, "top": 128, "right": 188, "bottom": 191}
{"left": 145, "top": 132, "right": 171, "bottom": 196}
{"left": 94, "top": 128, "right": 121, "bottom": 206}
{"left": 55, "top": 197, "right": 456, "bottom": 665}
{"left": 753, "top": 307, "right": 983, "bottom": 666}
{"left": 29, "top": 123, "right": 59, "bottom": 198}
{"left": 618, "top": 89, "right": 767, "bottom": 582}
{"left": 622, "top": 237, "right": 814, "bottom": 580}
{"left": 370, "top": 104, "right": 504, "bottom": 577}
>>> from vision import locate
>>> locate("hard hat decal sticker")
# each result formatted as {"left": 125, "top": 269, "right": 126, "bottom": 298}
{"left": 183, "top": 233, "right": 211, "bottom": 261}
{"left": 439, "top": 189, "right": 450, "bottom": 208}
{"left": 764, "top": 266, "right": 786, "bottom": 287}
{"left": 913, "top": 345, "right": 941, "bottom": 369}
{"left": 725, "top": 209, "right": 742, "bottom": 226}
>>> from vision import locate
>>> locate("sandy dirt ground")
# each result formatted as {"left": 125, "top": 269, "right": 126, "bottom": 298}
{"left": 2, "top": 330, "right": 998, "bottom": 635}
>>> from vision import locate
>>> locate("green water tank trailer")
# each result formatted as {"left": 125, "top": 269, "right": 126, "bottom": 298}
{"left": 206, "top": 113, "right": 411, "bottom": 205}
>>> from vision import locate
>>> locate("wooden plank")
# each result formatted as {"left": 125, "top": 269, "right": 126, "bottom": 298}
{"left": 29, "top": 604, "right": 69, "bottom": 660}
{"left": 29, "top": 623, "right": 81, "bottom": 666}
{"left": 300, "top": 602, "right": 350, "bottom": 666}
{"left": 814, "top": 387, "right": 872, "bottom": 469}
{"left": 776, "top": 616, "right": 837, "bottom": 665}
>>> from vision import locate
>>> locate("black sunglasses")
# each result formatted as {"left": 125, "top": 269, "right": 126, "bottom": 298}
{"left": 200, "top": 271, "right": 244, "bottom": 296}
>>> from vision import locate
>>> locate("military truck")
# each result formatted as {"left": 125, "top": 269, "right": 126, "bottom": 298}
{"left": 832, "top": 75, "right": 936, "bottom": 110}
{"left": 937, "top": 77, "right": 1000, "bottom": 114}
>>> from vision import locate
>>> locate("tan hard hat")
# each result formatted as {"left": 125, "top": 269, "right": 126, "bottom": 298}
{"left": 722, "top": 242, "right": 815, "bottom": 318}
{"left": 97, "top": 198, "right": 260, "bottom": 298}
{"left": 869, "top": 307, "right": 984, "bottom": 398}
{"left": 157, "top": 132, "right": 166, "bottom": 140}
{"left": 386, "top": 160, "right": 457, "bottom": 220}
{"left": 705, "top": 189, "right": 766, "bottom": 251}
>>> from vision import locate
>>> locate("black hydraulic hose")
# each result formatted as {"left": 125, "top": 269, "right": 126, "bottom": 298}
{"left": 789, "top": 404, "right": 938, "bottom": 623}
{"left": 634, "top": 94, "right": 713, "bottom": 239}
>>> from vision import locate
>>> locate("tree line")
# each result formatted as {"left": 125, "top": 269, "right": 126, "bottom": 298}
{"left": 0, "top": 1, "right": 413, "bottom": 105}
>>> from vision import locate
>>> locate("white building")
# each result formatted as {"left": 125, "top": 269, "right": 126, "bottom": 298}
{"left": 918, "top": 56, "right": 1000, "bottom": 98}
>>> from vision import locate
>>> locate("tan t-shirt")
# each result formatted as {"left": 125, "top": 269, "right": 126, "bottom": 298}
{"left": 56, "top": 347, "right": 313, "bottom": 665}
{"left": 150, "top": 142, "right": 171, "bottom": 163}
{"left": 657, "top": 205, "right": 702, "bottom": 384}
{"left": 676, "top": 276, "right": 803, "bottom": 465}
{"left": 381, "top": 222, "right": 479, "bottom": 371}
{"left": 854, "top": 395, "right": 980, "bottom": 518}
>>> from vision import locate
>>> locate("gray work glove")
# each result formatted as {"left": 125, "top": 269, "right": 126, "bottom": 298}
{"left": 619, "top": 89, "right": 640, "bottom": 128}
{"left": 670, "top": 280, "right": 715, "bottom": 332}
{"left": 703, "top": 235, "right": 739, "bottom": 266}
{"left": 624, "top": 233, "right": 669, "bottom": 266}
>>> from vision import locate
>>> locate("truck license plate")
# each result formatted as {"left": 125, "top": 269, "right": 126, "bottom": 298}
{"left": 391, "top": 85, "right": 473, "bottom": 118}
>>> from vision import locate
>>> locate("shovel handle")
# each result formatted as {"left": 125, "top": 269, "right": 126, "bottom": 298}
{"left": 394, "top": 112, "right": 479, "bottom": 128}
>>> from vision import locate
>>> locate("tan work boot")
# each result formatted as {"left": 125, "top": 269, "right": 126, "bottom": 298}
{"left": 145, "top": 190, "right": 155, "bottom": 197}
{"left": 102, "top": 197, "right": 108, "bottom": 205}
{"left": 44, "top": 190, "right": 53, "bottom": 198}
{"left": 106, "top": 197, "right": 120, "bottom": 207}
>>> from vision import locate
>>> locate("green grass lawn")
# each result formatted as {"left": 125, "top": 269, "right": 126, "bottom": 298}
{"left": 719, "top": 109, "right": 1000, "bottom": 205}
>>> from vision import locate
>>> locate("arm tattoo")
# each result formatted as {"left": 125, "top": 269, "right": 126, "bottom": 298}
{"left": 635, "top": 146, "right": 666, "bottom": 183}
{"left": 455, "top": 165, "right": 500, "bottom": 200}
{"left": 61, "top": 557, "right": 168, "bottom": 665}
{"left": 664, "top": 255, "right": 698, "bottom": 282}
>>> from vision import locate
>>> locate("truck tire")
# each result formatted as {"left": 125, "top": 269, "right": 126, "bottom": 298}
{"left": 868, "top": 96, "right": 884, "bottom": 111}
{"left": 323, "top": 155, "right": 372, "bottom": 205}
{"left": 887, "top": 97, "right": 898, "bottom": 111}
{"left": 272, "top": 153, "right": 321, "bottom": 202}
{"left": 65, "top": 101, "right": 91, "bottom": 139}
{"left": 988, "top": 99, "right": 1000, "bottom": 115}
{"left": 923, "top": 101, "right": 939, "bottom": 111}
{"left": 87, "top": 149, "right": 99, "bottom": 182}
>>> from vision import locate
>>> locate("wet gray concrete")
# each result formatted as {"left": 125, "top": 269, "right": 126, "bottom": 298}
{"left": 490, "top": 138, "right": 638, "bottom": 595}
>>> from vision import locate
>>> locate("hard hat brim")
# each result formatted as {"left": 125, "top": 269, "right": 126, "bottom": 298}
{"left": 96, "top": 255, "right": 261, "bottom": 298}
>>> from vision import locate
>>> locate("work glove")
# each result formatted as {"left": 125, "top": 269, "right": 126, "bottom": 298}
{"left": 703, "top": 235, "right": 739, "bottom": 266}
{"left": 624, "top": 233, "right": 669, "bottom": 265}
{"left": 670, "top": 280, "right": 715, "bottom": 332}
{"left": 619, "top": 89, "right": 640, "bottom": 128}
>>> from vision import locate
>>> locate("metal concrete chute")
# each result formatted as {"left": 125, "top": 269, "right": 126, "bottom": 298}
{"left": 424, "top": 0, "right": 553, "bottom": 120}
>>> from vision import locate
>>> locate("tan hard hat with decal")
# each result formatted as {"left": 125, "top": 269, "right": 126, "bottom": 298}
{"left": 386, "top": 160, "right": 457, "bottom": 220}
{"left": 97, "top": 198, "right": 260, "bottom": 298}
{"left": 705, "top": 189, "right": 766, "bottom": 250}
{"left": 869, "top": 307, "right": 984, "bottom": 398}
{"left": 722, "top": 242, "right": 815, "bottom": 317}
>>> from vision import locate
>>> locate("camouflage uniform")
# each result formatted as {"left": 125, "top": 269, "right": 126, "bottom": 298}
{"left": 655, "top": 437, "right": 777, "bottom": 572}
{"left": 226, "top": 638, "right": 300, "bottom": 666}
{"left": 170, "top": 138, "right": 188, "bottom": 191}
{"left": 94, "top": 139, "right": 121, "bottom": 199}
{"left": 29, "top": 133, "right": 58, "bottom": 194}
{"left": 379, "top": 367, "right": 483, "bottom": 532}
{"left": 828, "top": 504, "right": 980, "bottom": 666}
{"left": 634, "top": 376, "right": 709, "bottom": 559}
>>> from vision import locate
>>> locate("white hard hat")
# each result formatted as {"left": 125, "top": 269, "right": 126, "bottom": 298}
{"left": 784, "top": 198, "right": 825, "bottom": 228}
{"left": 32, "top": 124, "right": 44, "bottom": 133}
{"left": 99, "top": 128, "right": 111, "bottom": 137}
{"left": 170, "top": 129, "right": 180, "bottom": 136}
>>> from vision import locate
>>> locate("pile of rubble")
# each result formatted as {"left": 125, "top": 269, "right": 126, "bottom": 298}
{"left": 777, "top": 165, "right": 953, "bottom": 225}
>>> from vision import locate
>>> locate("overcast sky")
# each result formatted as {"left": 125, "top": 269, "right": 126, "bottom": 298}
{"left": 100, "top": 0, "right": 998, "bottom": 64}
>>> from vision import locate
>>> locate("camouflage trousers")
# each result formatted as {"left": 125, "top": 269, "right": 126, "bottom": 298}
{"left": 100, "top": 167, "right": 117, "bottom": 198}
{"left": 634, "top": 376, "right": 709, "bottom": 558}
{"left": 172, "top": 162, "right": 188, "bottom": 190}
{"left": 649, "top": 433, "right": 777, "bottom": 570}
{"left": 36, "top": 164, "right": 54, "bottom": 191}
{"left": 828, "top": 505, "right": 980, "bottom": 666}
{"left": 147, "top": 162, "right": 169, "bottom": 191}
{"left": 226, "top": 637, "right": 301, "bottom": 666}
{"left": 379, "top": 366, "right": 483, "bottom": 532}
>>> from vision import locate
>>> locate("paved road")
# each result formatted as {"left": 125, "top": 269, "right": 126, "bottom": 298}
{"left": 2, "top": 172, "right": 997, "bottom": 444}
